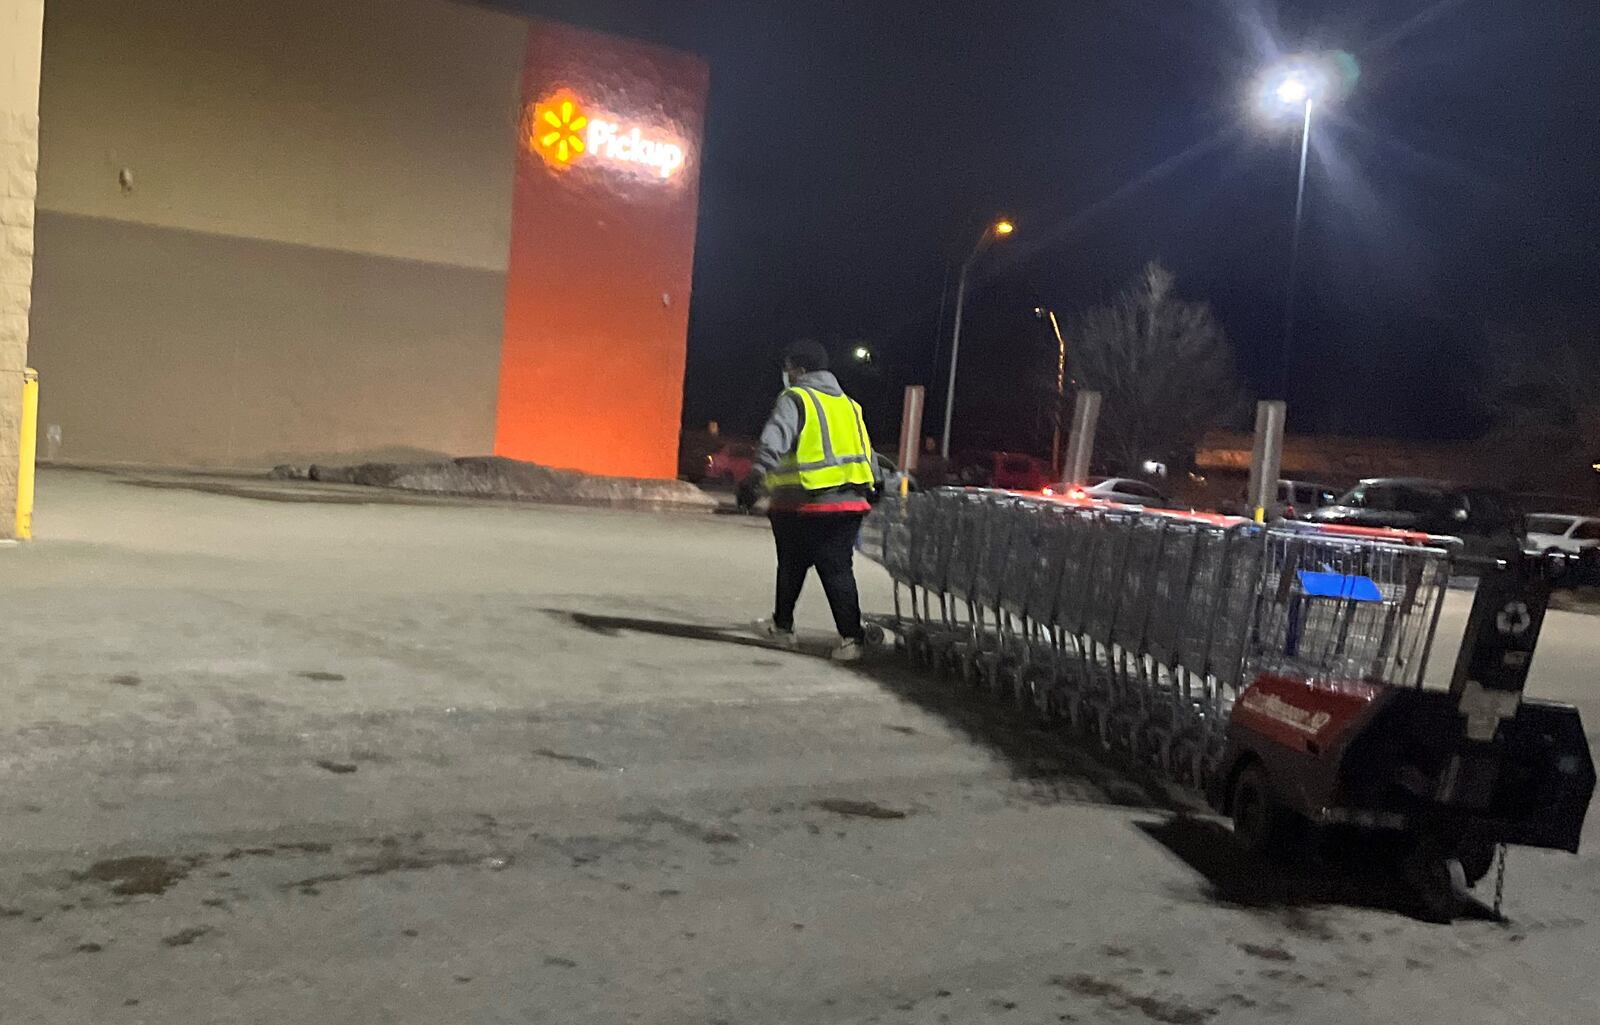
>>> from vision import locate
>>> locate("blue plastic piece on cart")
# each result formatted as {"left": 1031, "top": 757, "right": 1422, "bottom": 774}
{"left": 1297, "top": 570, "right": 1382, "bottom": 602}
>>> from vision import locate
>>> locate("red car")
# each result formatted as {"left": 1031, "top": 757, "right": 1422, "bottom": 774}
{"left": 990, "top": 451, "right": 1053, "bottom": 491}
{"left": 704, "top": 442, "right": 755, "bottom": 484}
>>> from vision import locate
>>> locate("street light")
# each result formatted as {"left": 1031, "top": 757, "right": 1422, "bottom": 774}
{"left": 1033, "top": 306, "right": 1069, "bottom": 475}
{"left": 940, "top": 218, "right": 1015, "bottom": 459}
{"left": 851, "top": 345, "right": 873, "bottom": 364}
{"left": 1255, "top": 54, "right": 1347, "bottom": 398}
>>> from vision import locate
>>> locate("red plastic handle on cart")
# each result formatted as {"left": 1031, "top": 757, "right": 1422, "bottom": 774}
{"left": 1302, "top": 523, "right": 1436, "bottom": 545}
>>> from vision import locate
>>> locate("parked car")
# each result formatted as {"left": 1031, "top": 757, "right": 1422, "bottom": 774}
{"left": 1307, "top": 478, "right": 1524, "bottom": 559}
{"left": 990, "top": 451, "right": 1053, "bottom": 491}
{"left": 1525, "top": 513, "right": 1600, "bottom": 557}
{"left": 1065, "top": 476, "right": 1172, "bottom": 508}
{"left": 1273, "top": 479, "right": 1339, "bottom": 519}
{"left": 703, "top": 442, "right": 755, "bottom": 484}
{"left": 1222, "top": 479, "right": 1340, "bottom": 519}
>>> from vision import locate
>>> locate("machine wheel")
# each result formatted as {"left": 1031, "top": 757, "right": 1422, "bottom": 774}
{"left": 864, "top": 624, "right": 886, "bottom": 647}
{"left": 1231, "top": 763, "right": 1293, "bottom": 859}
{"left": 1404, "top": 842, "right": 1468, "bottom": 923}
{"left": 1455, "top": 839, "right": 1496, "bottom": 889}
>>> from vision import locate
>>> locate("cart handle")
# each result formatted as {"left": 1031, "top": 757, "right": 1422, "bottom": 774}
{"left": 1301, "top": 523, "right": 1444, "bottom": 546}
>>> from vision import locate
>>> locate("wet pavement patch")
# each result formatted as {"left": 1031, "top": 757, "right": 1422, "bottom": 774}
{"left": 298, "top": 671, "right": 346, "bottom": 682}
{"left": 315, "top": 760, "right": 359, "bottom": 774}
{"left": 543, "top": 956, "right": 578, "bottom": 968}
{"left": 76, "top": 855, "right": 202, "bottom": 896}
{"left": 161, "top": 925, "right": 212, "bottom": 947}
{"left": 74, "top": 942, "right": 104, "bottom": 953}
{"left": 624, "top": 809, "right": 740, "bottom": 844}
{"left": 1050, "top": 974, "right": 1215, "bottom": 1025}
{"left": 108, "top": 674, "right": 141, "bottom": 687}
{"left": 532, "top": 748, "right": 607, "bottom": 770}
{"left": 1236, "top": 942, "right": 1295, "bottom": 962}
{"left": 812, "top": 799, "right": 908, "bottom": 820}
{"left": 283, "top": 840, "right": 480, "bottom": 894}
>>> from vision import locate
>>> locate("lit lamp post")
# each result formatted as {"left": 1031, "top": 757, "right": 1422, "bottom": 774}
{"left": 1255, "top": 54, "right": 1346, "bottom": 398}
{"left": 1033, "top": 306, "right": 1069, "bottom": 475}
{"left": 940, "top": 218, "right": 1015, "bottom": 459}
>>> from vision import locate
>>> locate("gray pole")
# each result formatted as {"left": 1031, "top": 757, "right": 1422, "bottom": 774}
{"left": 1060, "top": 390, "right": 1102, "bottom": 488}
{"left": 939, "top": 262, "right": 971, "bottom": 460}
{"left": 1246, "top": 399, "right": 1287, "bottom": 522}
{"left": 1281, "top": 97, "right": 1313, "bottom": 399}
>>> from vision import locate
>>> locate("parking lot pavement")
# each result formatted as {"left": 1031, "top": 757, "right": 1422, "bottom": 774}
{"left": 1, "top": 469, "right": 1596, "bottom": 1024}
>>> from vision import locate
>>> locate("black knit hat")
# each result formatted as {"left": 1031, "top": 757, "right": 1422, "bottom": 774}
{"left": 783, "top": 339, "right": 830, "bottom": 373}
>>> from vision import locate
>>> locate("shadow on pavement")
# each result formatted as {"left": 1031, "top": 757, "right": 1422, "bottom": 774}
{"left": 1137, "top": 815, "right": 1500, "bottom": 922}
{"left": 543, "top": 609, "right": 1176, "bottom": 811}
{"left": 546, "top": 609, "right": 1497, "bottom": 921}
{"left": 1137, "top": 815, "right": 1416, "bottom": 917}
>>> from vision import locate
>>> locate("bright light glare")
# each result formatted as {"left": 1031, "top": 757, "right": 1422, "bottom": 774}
{"left": 994, "top": 220, "right": 1015, "bottom": 236}
{"left": 1275, "top": 75, "right": 1309, "bottom": 105}
{"left": 852, "top": 345, "right": 872, "bottom": 361}
{"left": 1253, "top": 52, "right": 1358, "bottom": 123}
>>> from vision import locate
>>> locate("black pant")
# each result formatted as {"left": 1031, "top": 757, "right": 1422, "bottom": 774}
{"left": 769, "top": 511, "right": 865, "bottom": 640}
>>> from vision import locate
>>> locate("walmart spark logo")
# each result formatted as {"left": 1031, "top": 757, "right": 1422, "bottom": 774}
{"left": 525, "top": 89, "right": 687, "bottom": 180}
{"left": 531, "top": 91, "right": 589, "bottom": 167}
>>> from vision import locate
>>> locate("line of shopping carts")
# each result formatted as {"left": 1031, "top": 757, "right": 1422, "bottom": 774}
{"left": 858, "top": 487, "right": 1457, "bottom": 795}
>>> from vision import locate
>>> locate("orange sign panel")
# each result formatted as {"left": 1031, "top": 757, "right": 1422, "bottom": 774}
{"left": 494, "top": 21, "right": 709, "bottom": 480}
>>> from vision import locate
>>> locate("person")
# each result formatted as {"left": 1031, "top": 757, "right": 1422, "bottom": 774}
{"left": 737, "top": 339, "right": 878, "bottom": 661}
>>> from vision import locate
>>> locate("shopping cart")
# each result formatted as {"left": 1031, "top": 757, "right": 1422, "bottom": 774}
{"left": 859, "top": 487, "right": 1593, "bottom": 919}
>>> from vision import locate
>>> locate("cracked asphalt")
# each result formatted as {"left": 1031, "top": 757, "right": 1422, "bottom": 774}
{"left": 1, "top": 469, "right": 1596, "bottom": 1024}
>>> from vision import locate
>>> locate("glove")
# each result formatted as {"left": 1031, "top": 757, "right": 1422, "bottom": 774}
{"left": 736, "top": 474, "right": 763, "bottom": 512}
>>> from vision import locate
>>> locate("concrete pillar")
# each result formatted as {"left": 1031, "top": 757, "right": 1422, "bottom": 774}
{"left": 1060, "top": 390, "right": 1102, "bottom": 487}
{"left": 1, "top": 0, "right": 45, "bottom": 539}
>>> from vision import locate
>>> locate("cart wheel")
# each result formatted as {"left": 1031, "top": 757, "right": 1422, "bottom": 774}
{"left": 1455, "top": 840, "right": 1496, "bottom": 889}
{"left": 864, "top": 624, "right": 886, "bottom": 646}
{"left": 979, "top": 665, "right": 1004, "bottom": 703}
{"left": 1404, "top": 843, "right": 1467, "bottom": 924}
{"left": 1231, "top": 764, "right": 1293, "bottom": 859}
{"left": 1034, "top": 679, "right": 1055, "bottom": 721}
{"left": 1010, "top": 670, "right": 1034, "bottom": 716}
{"left": 1093, "top": 706, "right": 1114, "bottom": 751}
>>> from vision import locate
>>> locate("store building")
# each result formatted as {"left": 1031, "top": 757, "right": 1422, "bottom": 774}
{"left": 15, "top": 0, "right": 706, "bottom": 486}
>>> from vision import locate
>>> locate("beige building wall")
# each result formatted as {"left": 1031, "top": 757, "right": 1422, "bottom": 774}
{"left": 1, "top": 0, "right": 45, "bottom": 536}
{"left": 29, "top": 0, "right": 529, "bottom": 467}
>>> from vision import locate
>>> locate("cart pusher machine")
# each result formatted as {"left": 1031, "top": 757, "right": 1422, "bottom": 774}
{"left": 859, "top": 488, "right": 1594, "bottom": 917}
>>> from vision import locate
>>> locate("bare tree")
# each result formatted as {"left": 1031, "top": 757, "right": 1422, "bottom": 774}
{"left": 1070, "top": 262, "right": 1244, "bottom": 472}
{"left": 1484, "top": 323, "right": 1600, "bottom": 492}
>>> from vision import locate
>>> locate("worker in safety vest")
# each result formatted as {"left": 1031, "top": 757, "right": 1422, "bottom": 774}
{"left": 738, "top": 339, "right": 879, "bottom": 661}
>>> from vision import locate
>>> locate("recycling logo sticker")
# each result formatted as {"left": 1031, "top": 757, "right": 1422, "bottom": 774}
{"left": 1496, "top": 600, "right": 1532, "bottom": 637}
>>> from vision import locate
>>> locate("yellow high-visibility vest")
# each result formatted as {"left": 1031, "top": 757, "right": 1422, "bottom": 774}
{"left": 767, "top": 387, "right": 875, "bottom": 491}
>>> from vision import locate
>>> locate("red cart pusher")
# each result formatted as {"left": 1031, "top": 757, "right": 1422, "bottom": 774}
{"left": 1218, "top": 528, "right": 1595, "bottom": 919}
{"left": 860, "top": 490, "right": 1595, "bottom": 920}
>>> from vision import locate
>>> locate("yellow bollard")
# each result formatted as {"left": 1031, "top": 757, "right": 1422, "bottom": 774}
{"left": 16, "top": 368, "right": 38, "bottom": 540}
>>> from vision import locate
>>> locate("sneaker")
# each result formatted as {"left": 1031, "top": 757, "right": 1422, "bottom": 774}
{"left": 751, "top": 617, "right": 799, "bottom": 649}
{"left": 830, "top": 637, "right": 865, "bottom": 663}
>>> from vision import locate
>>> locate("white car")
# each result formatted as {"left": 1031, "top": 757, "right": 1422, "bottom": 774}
{"left": 1068, "top": 476, "right": 1171, "bottom": 508}
{"left": 1525, "top": 513, "right": 1600, "bottom": 556}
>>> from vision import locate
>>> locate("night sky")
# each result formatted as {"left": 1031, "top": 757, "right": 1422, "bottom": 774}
{"left": 504, "top": 0, "right": 1600, "bottom": 450}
